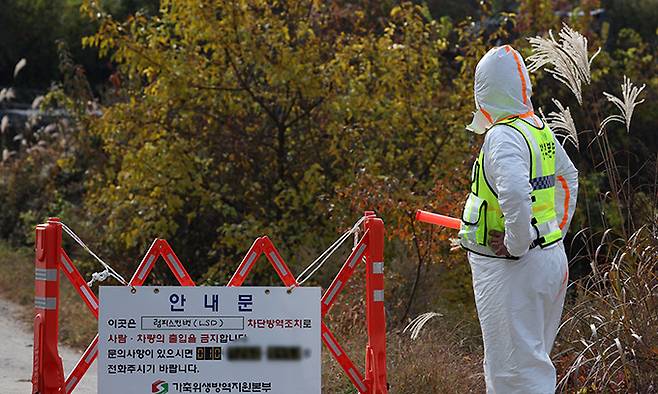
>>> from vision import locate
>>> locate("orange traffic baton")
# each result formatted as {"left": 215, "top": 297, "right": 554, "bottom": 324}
{"left": 415, "top": 210, "right": 461, "bottom": 229}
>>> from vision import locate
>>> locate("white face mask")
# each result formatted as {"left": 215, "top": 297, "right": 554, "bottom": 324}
{"left": 466, "top": 108, "right": 492, "bottom": 135}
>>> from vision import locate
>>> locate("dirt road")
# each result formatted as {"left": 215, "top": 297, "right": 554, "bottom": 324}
{"left": 0, "top": 297, "right": 97, "bottom": 393}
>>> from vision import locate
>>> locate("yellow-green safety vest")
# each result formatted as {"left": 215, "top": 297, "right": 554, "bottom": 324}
{"left": 459, "top": 117, "right": 562, "bottom": 259}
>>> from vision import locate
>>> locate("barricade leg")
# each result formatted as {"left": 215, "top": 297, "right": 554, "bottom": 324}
{"left": 321, "top": 322, "right": 368, "bottom": 393}
{"left": 364, "top": 214, "right": 388, "bottom": 394}
{"left": 32, "top": 218, "right": 65, "bottom": 393}
{"left": 60, "top": 250, "right": 99, "bottom": 319}
{"left": 227, "top": 237, "right": 298, "bottom": 287}
{"left": 64, "top": 335, "right": 99, "bottom": 393}
{"left": 227, "top": 238, "right": 262, "bottom": 286}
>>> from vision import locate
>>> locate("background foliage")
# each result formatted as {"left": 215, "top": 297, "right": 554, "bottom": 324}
{"left": 1, "top": 0, "right": 656, "bottom": 391}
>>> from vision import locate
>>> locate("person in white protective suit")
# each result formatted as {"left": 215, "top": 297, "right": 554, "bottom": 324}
{"left": 458, "top": 45, "right": 579, "bottom": 393}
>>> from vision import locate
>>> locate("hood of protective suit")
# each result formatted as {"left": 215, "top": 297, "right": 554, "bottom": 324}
{"left": 467, "top": 45, "right": 534, "bottom": 134}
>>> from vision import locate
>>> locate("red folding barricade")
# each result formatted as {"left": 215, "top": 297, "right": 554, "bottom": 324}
{"left": 32, "top": 212, "right": 388, "bottom": 394}
{"left": 33, "top": 218, "right": 65, "bottom": 393}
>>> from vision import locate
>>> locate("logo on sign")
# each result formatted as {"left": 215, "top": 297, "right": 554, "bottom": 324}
{"left": 152, "top": 380, "right": 168, "bottom": 394}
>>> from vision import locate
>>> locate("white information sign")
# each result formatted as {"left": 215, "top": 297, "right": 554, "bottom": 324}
{"left": 99, "top": 286, "right": 321, "bottom": 394}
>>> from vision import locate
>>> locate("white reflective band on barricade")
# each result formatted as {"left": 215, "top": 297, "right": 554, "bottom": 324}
{"left": 85, "top": 342, "right": 97, "bottom": 364}
{"left": 65, "top": 377, "right": 78, "bottom": 393}
{"left": 35, "top": 268, "right": 58, "bottom": 281}
{"left": 372, "top": 262, "right": 384, "bottom": 274}
{"left": 166, "top": 253, "right": 185, "bottom": 278}
{"left": 239, "top": 252, "right": 258, "bottom": 277}
{"left": 373, "top": 290, "right": 384, "bottom": 302}
{"left": 35, "top": 296, "right": 57, "bottom": 310}
{"left": 137, "top": 255, "right": 155, "bottom": 280}
{"left": 348, "top": 244, "right": 367, "bottom": 268}
{"left": 80, "top": 285, "right": 98, "bottom": 310}
{"left": 323, "top": 332, "right": 342, "bottom": 356}
{"left": 324, "top": 280, "right": 342, "bottom": 306}
{"left": 269, "top": 251, "right": 288, "bottom": 275}
{"left": 349, "top": 368, "right": 367, "bottom": 392}
{"left": 61, "top": 255, "right": 74, "bottom": 273}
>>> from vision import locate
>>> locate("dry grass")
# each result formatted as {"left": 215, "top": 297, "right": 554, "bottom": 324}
{"left": 321, "top": 329, "right": 484, "bottom": 393}
{"left": 554, "top": 227, "right": 658, "bottom": 393}
{"left": 387, "top": 329, "right": 484, "bottom": 392}
{"left": 0, "top": 242, "right": 98, "bottom": 349}
{"left": 0, "top": 243, "right": 34, "bottom": 306}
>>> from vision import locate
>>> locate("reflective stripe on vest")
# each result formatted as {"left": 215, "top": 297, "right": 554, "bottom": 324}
{"left": 459, "top": 117, "right": 562, "bottom": 258}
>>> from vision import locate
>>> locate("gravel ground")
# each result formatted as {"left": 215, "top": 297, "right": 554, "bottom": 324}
{"left": 0, "top": 297, "right": 97, "bottom": 393}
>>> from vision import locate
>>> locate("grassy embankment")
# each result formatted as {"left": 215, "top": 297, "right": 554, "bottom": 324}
{"left": 0, "top": 241, "right": 484, "bottom": 393}
{"left": 0, "top": 242, "right": 98, "bottom": 348}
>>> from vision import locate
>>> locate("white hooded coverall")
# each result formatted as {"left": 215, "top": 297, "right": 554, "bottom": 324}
{"left": 465, "top": 46, "right": 579, "bottom": 393}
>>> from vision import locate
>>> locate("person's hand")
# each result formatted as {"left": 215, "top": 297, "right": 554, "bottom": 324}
{"left": 489, "top": 230, "right": 511, "bottom": 257}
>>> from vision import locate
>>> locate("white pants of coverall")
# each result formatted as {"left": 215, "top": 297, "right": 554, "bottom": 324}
{"left": 469, "top": 242, "right": 568, "bottom": 394}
